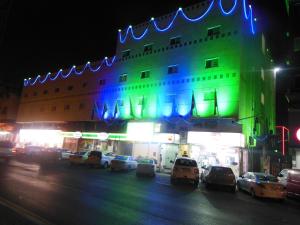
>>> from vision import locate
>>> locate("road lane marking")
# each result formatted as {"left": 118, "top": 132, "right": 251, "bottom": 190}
{"left": 0, "top": 196, "right": 56, "bottom": 225}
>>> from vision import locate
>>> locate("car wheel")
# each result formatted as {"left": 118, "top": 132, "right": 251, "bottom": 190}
{"left": 237, "top": 182, "right": 241, "bottom": 191}
{"left": 103, "top": 162, "right": 108, "bottom": 169}
{"left": 231, "top": 186, "right": 236, "bottom": 193}
{"left": 251, "top": 189, "right": 256, "bottom": 198}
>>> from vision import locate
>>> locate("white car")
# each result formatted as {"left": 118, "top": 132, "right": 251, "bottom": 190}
{"left": 170, "top": 157, "right": 200, "bottom": 187}
{"left": 60, "top": 149, "right": 74, "bottom": 160}
{"left": 111, "top": 155, "right": 137, "bottom": 171}
{"left": 136, "top": 159, "right": 156, "bottom": 177}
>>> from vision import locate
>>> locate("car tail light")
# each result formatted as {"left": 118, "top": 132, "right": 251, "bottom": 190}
{"left": 194, "top": 168, "right": 199, "bottom": 174}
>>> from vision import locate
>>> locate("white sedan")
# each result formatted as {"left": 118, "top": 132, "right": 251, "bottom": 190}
{"left": 110, "top": 155, "right": 137, "bottom": 171}
{"left": 136, "top": 159, "right": 156, "bottom": 177}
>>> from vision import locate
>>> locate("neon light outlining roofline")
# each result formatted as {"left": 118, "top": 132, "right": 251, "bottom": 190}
{"left": 119, "top": 0, "right": 255, "bottom": 44}
{"left": 24, "top": 0, "right": 256, "bottom": 87}
{"left": 24, "top": 56, "right": 116, "bottom": 87}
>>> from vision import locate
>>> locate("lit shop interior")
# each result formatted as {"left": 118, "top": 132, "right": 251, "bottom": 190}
{"left": 16, "top": 123, "right": 246, "bottom": 174}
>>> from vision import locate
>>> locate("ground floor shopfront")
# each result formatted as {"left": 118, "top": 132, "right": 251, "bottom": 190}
{"left": 16, "top": 121, "right": 248, "bottom": 175}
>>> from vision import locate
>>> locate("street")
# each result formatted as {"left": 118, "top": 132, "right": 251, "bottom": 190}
{"left": 0, "top": 159, "right": 299, "bottom": 225}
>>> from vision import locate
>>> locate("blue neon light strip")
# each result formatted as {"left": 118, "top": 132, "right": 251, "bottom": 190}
{"left": 24, "top": 0, "right": 256, "bottom": 87}
{"left": 119, "top": 0, "right": 256, "bottom": 43}
{"left": 24, "top": 56, "right": 116, "bottom": 87}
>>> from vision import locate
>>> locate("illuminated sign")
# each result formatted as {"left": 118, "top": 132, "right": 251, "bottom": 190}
{"left": 127, "top": 122, "right": 155, "bottom": 142}
{"left": 296, "top": 128, "right": 300, "bottom": 142}
{"left": 187, "top": 132, "right": 245, "bottom": 148}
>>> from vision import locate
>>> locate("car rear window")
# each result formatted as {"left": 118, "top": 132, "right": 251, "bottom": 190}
{"left": 211, "top": 167, "right": 234, "bottom": 175}
{"left": 256, "top": 174, "right": 278, "bottom": 182}
{"left": 138, "top": 159, "right": 153, "bottom": 164}
{"left": 115, "top": 156, "right": 129, "bottom": 161}
{"left": 175, "top": 159, "right": 197, "bottom": 167}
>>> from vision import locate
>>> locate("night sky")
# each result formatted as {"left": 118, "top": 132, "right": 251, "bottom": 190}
{"left": 0, "top": 0, "right": 287, "bottom": 86}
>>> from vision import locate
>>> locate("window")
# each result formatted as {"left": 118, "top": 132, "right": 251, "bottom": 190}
{"left": 207, "top": 26, "right": 221, "bottom": 36}
{"left": 141, "top": 71, "right": 150, "bottom": 79}
{"left": 64, "top": 105, "right": 70, "bottom": 111}
{"left": 99, "top": 79, "right": 106, "bottom": 86}
{"left": 119, "top": 74, "right": 128, "bottom": 83}
{"left": 43, "top": 90, "right": 48, "bottom": 95}
{"left": 205, "top": 58, "right": 219, "bottom": 69}
{"left": 168, "top": 65, "right": 179, "bottom": 74}
{"left": 55, "top": 88, "right": 60, "bottom": 93}
{"left": 144, "top": 44, "right": 153, "bottom": 53}
{"left": 204, "top": 91, "right": 215, "bottom": 101}
{"left": 138, "top": 97, "right": 144, "bottom": 105}
{"left": 261, "top": 68, "right": 265, "bottom": 81}
{"left": 122, "top": 49, "right": 131, "bottom": 58}
{"left": 261, "top": 93, "right": 265, "bottom": 105}
{"left": 67, "top": 85, "right": 73, "bottom": 91}
{"left": 170, "top": 36, "right": 181, "bottom": 46}
{"left": 117, "top": 99, "right": 124, "bottom": 107}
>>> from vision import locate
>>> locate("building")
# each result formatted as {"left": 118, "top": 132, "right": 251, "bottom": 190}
{"left": 0, "top": 82, "right": 20, "bottom": 142}
{"left": 17, "top": 0, "right": 275, "bottom": 174}
{"left": 284, "top": 0, "right": 300, "bottom": 169}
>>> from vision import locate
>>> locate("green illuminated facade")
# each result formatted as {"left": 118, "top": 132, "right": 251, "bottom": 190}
{"left": 95, "top": 0, "right": 275, "bottom": 147}
{"left": 19, "top": 0, "right": 275, "bottom": 151}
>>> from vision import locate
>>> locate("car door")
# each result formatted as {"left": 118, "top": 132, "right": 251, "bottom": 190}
{"left": 245, "top": 174, "right": 255, "bottom": 193}
{"left": 239, "top": 173, "right": 248, "bottom": 190}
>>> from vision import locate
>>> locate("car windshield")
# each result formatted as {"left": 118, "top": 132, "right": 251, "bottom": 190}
{"left": 211, "top": 167, "right": 234, "bottom": 175}
{"left": 138, "top": 159, "right": 153, "bottom": 164}
{"left": 175, "top": 159, "right": 197, "bottom": 167}
{"left": 78, "top": 151, "right": 87, "bottom": 156}
{"left": 256, "top": 174, "right": 278, "bottom": 182}
{"left": 115, "top": 156, "right": 129, "bottom": 161}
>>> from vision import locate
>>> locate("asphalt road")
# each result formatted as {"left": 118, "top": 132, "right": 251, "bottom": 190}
{"left": 0, "top": 159, "right": 300, "bottom": 225}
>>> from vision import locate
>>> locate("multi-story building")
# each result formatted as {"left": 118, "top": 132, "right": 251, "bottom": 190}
{"left": 284, "top": 0, "right": 300, "bottom": 168}
{"left": 17, "top": 0, "right": 275, "bottom": 174}
{"left": 0, "top": 82, "right": 20, "bottom": 142}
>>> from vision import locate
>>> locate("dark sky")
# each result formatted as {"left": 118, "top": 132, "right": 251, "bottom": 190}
{"left": 0, "top": 0, "right": 287, "bottom": 86}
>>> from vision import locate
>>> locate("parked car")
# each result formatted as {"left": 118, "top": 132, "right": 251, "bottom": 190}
{"left": 170, "top": 157, "right": 199, "bottom": 187}
{"left": 278, "top": 169, "right": 300, "bottom": 199}
{"left": 136, "top": 159, "right": 156, "bottom": 177}
{"left": 201, "top": 166, "right": 236, "bottom": 192}
{"left": 0, "top": 141, "right": 14, "bottom": 162}
{"left": 24, "top": 146, "right": 44, "bottom": 156}
{"left": 60, "top": 149, "right": 74, "bottom": 160}
{"left": 110, "top": 155, "right": 137, "bottom": 171}
{"left": 69, "top": 151, "right": 89, "bottom": 165}
{"left": 86, "top": 151, "right": 116, "bottom": 168}
{"left": 237, "top": 172, "right": 286, "bottom": 199}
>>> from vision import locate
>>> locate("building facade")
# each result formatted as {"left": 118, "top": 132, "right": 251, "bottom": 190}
{"left": 285, "top": 0, "right": 300, "bottom": 169}
{"left": 17, "top": 0, "right": 275, "bottom": 174}
{"left": 0, "top": 82, "right": 20, "bottom": 142}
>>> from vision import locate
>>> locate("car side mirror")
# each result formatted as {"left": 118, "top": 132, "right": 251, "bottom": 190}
{"left": 278, "top": 174, "right": 283, "bottom": 178}
{"left": 170, "top": 160, "right": 174, "bottom": 164}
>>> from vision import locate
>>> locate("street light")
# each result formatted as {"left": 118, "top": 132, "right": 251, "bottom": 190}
{"left": 274, "top": 67, "right": 281, "bottom": 77}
